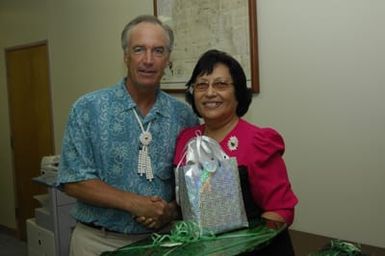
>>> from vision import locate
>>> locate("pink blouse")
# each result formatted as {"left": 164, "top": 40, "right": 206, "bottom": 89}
{"left": 173, "top": 119, "right": 298, "bottom": 225}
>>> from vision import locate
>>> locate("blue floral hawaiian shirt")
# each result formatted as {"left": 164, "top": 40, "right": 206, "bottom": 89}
{"left": 57, "top": 78, "right": 198, "bottom": 234}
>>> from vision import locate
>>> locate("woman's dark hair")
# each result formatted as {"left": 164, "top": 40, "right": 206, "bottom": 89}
{"left": 185, "top": 49, "right": 252, "bottom": 117}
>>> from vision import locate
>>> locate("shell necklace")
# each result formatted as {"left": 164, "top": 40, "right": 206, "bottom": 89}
{"left": 132, "top": 109, "right": 153, "bottom": 181}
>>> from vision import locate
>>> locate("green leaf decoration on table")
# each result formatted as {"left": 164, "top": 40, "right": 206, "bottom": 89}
{"left": 101, "top": 220, "right": 285, "bottom": 256}
{"left": 309, "top": 239, "right": 367, "bottom": 256}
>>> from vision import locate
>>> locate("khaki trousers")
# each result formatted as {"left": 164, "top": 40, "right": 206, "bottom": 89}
{"left": 69, "top": 222, "right": 149, "bottom": 256}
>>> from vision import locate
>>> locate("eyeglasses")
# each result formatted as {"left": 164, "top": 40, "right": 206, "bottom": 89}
{"left": 192, "top": 80, "right": 233, "bottom": 92}
{"left": 130, "top": 46, "right": 169, "bottom": 58}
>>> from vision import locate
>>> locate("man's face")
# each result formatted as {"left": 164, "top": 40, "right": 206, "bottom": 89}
{"left": 124, "top": 22, "right": 170, "bottom": 91}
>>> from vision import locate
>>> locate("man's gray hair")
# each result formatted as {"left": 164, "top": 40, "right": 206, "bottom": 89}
{"left": 121, "top": 15, "right": 174, "bottom": 53}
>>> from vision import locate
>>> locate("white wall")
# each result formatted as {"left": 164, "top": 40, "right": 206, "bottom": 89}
{"left": 247, "top": 0, "right": 385, "bottom": 247}
{"left": 1, "top": 0, "right": 384, "bottom": 248}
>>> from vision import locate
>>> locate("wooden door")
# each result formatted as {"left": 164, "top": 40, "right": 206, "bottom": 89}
{"left": 6, "top": 42, "right": 55, "bottom": 240}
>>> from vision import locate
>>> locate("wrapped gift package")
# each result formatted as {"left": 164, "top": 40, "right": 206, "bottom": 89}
{"left": 176, "top": 135, "right": 248, "bottom": 234}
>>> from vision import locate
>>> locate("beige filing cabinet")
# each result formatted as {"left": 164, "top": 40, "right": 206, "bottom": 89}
{"left": 27, "top": 180, "right": 76, "bottom": 256}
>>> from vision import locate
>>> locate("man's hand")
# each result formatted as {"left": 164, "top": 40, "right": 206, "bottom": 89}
{"left": 135, "top": 199, "right": 179, "bottom": 229}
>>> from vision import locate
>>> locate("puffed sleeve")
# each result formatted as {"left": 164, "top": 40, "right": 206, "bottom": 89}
{"left": 248, "top": 128, "right": 298, "bottom": 225}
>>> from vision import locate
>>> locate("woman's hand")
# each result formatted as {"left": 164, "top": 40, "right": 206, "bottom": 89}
{"left": 135, "top": 199, "right": 179, "bottom": 229}
{"left": 261, "top": 211, "right": 286, "bottom": 229}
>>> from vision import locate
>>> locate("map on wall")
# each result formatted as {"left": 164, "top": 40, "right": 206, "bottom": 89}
{"left": 155, "top": 0, "right": 252, "bottom": 91}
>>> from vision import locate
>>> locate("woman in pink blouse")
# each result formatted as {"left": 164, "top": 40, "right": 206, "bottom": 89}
{"left": 173, "top": 49, "right": 298, "bottom": 255}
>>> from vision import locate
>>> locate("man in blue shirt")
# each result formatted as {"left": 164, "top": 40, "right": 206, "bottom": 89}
{"left": 57, "top": 15, "right": 198, "bottom": 255}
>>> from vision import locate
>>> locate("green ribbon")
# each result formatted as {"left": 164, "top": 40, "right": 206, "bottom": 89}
{"left": 151, "top": 221, "right": 216, "bottom": 246}
{"left": 309, "top": 239, "right": 363, "bottom": 256}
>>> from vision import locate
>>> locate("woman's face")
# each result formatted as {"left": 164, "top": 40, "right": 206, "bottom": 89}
{"left": 193, "top": 63, "right": 238, "bottom": 125}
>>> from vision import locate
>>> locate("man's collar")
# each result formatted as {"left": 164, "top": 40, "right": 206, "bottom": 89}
{"left": 116, "top": 78, "right": 171, "bottom": 119}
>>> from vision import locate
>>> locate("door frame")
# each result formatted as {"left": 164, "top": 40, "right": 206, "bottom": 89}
{"left": 5, "top": 40, "right": 55, "bottom": 239}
